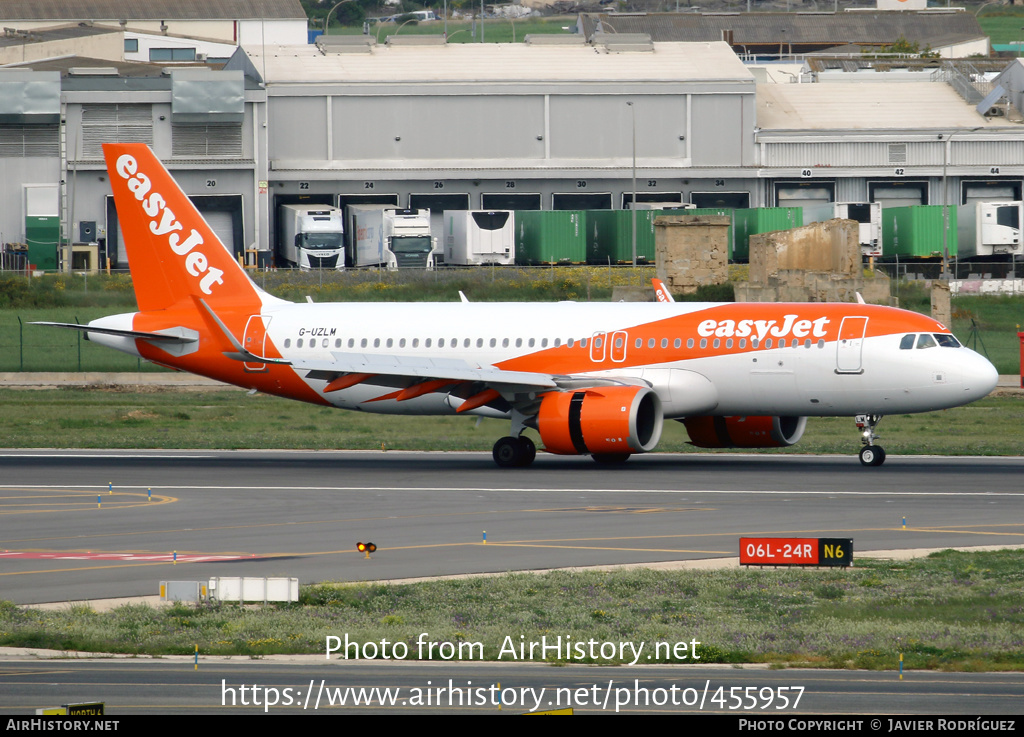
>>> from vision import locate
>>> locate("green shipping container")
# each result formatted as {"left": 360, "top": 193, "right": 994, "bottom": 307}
{"left": 25, "top": 215, "right": 59, "bottom": 270}
{"left": 732, "top": 207, "right": 802, "bottom": 262}
{"left": 515, "top": 210, "right": 587, "bottom": 265}
{"left": 881, "top": 205, "right": 957, "bottom": 259}
{"left": 586, "top": 210, "right": 659, "bottom": 265}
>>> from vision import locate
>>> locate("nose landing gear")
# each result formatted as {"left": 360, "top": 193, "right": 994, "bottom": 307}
{"left": 855, "top": 414, "right": 886, "bottom": 467}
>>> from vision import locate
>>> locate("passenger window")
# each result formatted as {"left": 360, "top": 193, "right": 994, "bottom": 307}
{"left": 917, "top": 334, "right": 937, "bottom": 349}
{"left": 543, "top": 338, "right": 550, "bottom": 348}
{"left": 687, "top": 338, "right": 694, "bottom": 349}
{"left": 297, "top": 339, "right": 303, "bottom": 348}
{"left": 635, "top": 338, "right": 643, "bottom": 349}
{"left": 900, "top": 334, "right": 916, "bottom": 350}
{"left": 477, "top": 338, "right": 483, "bottom": 348}
{"left": 674, "top": 338, "right": 681, "bottom": 349}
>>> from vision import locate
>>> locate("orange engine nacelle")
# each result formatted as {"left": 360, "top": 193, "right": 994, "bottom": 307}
{"left": 537, "top": 386, "right": 664, "bottom": 456}
{"left": 682, "top": 415, "right": 807, "bottom": 449}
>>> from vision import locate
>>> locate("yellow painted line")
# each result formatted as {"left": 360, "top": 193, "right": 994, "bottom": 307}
{"left": 486, "top": 543, "right": 730, "bottom": 553}
{"left": 0, "top": 488, "right": 176, "bottom": 516}
{"left": 0, "top": 505, "right": 689, "bottom": 545}
{"left": 906, "top": 528, "right": 1024, "bottom": 537}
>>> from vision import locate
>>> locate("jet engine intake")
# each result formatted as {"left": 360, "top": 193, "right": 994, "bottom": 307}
{"left": 682, "top": 415, "right": 807, "bottom": 448}
{"left": 538, "top": 385, "right": 663, "bottom": 456}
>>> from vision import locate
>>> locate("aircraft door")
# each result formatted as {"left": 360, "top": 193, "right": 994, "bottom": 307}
{"left": 243, "top": 315, "right": 271, "bottom": 372}
{"left": 589, "top": 332, "right": 607, "bottom": 363}
{"left": 836, "top": 316, "right": 868, "bottom": 374}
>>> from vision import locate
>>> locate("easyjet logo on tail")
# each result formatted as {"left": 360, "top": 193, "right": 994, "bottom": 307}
{"left": 697, "top": 314, "right": 830, "bottom": 342}
{"left": 115, "top": 153, "right": 224, "bottom": 295}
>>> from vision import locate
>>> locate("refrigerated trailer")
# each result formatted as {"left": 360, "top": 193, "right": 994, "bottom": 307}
{"left": 442, "top": 210, "right": 515, "bottom": 266}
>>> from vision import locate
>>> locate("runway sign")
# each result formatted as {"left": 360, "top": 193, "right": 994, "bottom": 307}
{"left": 740, "top": 537, "right": 853, "bottom": 567}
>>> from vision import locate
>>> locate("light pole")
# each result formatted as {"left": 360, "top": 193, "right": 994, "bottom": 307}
{"left": 628, "top": 101, "right": 637, "bottom": 266}
{"left": 323, "top": 0, "right": 357, "bottom": 36}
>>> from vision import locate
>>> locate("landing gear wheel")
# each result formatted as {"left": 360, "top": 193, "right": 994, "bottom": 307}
{"left": 859, "top": 445, "right": 886, "bottom": 467}
{"left": 855, "top": 414, "right": 886, "bottom": 467}
{"left": 592, "top": 453, "right": 631, "bottom": 465}
{"left": 492, "top": 436, "right": 535, "bottom": 468}
{"left": 519, "top": 436, "right": 536, "bottom": 466}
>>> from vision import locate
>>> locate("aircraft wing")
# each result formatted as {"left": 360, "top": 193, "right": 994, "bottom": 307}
{"left": 295, "top": 353, "right": 559, "bottom": 391}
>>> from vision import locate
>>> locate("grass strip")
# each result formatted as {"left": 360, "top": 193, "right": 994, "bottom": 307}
{"left": 0, "top": 388, "right": 1021, "bottom": 456}
{"left": 3, "top": 549, "right": 1022, "bottom": 670}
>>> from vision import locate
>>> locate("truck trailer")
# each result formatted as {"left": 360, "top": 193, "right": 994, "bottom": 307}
{"left": 277, "top": 204, "right": 345, "bottom": 270}
{"left": 956, "top": 201, "right": 1023, "bottom": 259}
{"left": 442, "top": 210, "right": 515, "bottom": 266}
{"left": 346, "top": 205, "right": 435, "bottom": 269}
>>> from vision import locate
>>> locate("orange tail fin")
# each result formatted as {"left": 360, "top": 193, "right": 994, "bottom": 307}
{"left": 103, "top": 143, "right": 263, "bottom": 313}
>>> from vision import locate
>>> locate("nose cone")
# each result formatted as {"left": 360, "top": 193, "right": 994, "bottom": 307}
{"left": 961, "top": 349, "right": 999, "bottom": 402}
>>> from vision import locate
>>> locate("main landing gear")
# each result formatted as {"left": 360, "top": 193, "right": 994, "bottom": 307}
{"left": 855, "top": 414, "right": 886, "bottom": 467}
{"left": 493, "top": 435, "right": 536, "bottom": 468}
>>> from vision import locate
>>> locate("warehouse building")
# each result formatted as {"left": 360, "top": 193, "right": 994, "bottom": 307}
{"left": 0, "top": 15, "right": 1022, "bottom": 268}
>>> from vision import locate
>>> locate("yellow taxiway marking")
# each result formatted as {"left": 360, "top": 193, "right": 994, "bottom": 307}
{"left": 0, "top": 487, "right": 176, "bottom": 515}
{"left": 0, "top": 505, "right": 710, "bottom": 546}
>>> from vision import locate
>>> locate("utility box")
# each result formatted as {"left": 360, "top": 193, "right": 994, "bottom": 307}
{"left": 160, "top": 580, "right": 207, "bottom": 602}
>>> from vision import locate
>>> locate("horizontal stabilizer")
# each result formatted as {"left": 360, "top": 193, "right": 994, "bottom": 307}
{"left": 31, "top": 322, "right": 198, "bottom": 344}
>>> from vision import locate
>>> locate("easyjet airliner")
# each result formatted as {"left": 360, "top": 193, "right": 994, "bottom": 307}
{"left": 40, "top": 145, "right": 998, "bottom": 467}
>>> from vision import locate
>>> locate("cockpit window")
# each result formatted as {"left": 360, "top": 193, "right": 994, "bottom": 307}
{"left": 935, "top": 334, "right": 961, "bottom": 348}
{"left": 899, "top": 334, "right": 915, "bottom": 350}
{"left": 916, "top": 334, "right": 937, "bottom": 350}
